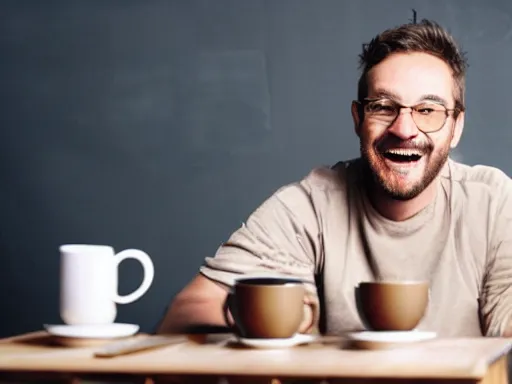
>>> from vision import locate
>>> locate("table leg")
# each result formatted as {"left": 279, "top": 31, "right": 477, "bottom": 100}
{"left": 148, "top": 377, "right": 285, "bottom": 384}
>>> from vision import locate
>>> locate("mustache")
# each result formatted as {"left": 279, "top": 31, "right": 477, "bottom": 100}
{"left": 376, "top": 137, "right": 432, "bottom": 154}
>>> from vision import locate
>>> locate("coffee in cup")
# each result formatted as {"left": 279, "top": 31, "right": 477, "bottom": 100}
{"left": 223, "top": 277, "right": 314, "bottom": 339}
{"left": 356, "top": 280, "right": 429, "bottom": 331}
{"left": 60, "top": 244, "right": 155, "bottom": 325}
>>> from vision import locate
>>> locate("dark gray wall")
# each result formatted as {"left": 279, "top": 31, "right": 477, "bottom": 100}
{"left": 1, "top": 0, "right": 511, "bottom": 337}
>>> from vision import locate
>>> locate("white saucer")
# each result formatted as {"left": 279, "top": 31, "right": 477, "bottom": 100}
{"left": 346, "top": 331, "right": 436, "bottom": 350}
{"left": 236, "top": 333, "right": 316, "bottom": 349}
{"left": 347, "top": 330, "right": 437, "bottom": 343}
{"left": 44, "top": 323, "right": 140, "bottom": 339}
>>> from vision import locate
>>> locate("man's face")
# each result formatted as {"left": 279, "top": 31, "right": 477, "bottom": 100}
{"left": 352, "top": 52, "right": 464, "bottom": 200}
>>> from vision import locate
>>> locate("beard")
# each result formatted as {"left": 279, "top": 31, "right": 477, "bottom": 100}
{"left": 360, "top": 133, "right": 451, "bottom": 201}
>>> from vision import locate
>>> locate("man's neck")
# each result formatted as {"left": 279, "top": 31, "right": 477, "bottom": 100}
{"left": 368, "top": 178, "right": 439, "bottom": 222}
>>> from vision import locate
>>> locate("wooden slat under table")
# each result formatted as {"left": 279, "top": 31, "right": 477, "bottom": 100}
{"left": 0, "top": 331, "right": 510, "bottom": 384}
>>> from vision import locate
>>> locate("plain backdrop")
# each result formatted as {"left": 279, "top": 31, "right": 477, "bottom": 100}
{"left": 1, "top": 0, "right": 511, "bottom": 338}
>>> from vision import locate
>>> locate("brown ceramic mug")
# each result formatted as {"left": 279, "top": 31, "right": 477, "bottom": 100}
{"left": 356, "top": 280, "right": 429, "bottom": 331}
{"left": 223, "top": 277, "right": 314, "bottom": 339}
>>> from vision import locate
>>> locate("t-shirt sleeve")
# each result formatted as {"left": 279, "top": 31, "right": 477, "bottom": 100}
{"left": 199, "top": 182, "right": 321, "bottom": 295}
{"left": 479, "top": 176, "right": 512, "bottom": 336}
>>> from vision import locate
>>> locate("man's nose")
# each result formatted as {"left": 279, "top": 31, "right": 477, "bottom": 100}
{"left": 387, "top": 109, "right": 420, "bottom": 140}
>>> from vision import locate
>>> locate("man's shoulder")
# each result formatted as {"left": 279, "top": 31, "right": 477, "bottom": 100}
{"left": 444, "top": 158, "right": 511, "bottom": 191}
{"left": 300, "top": 158, "right": 359, "bottom": 191}
{"left": 271, "top": 159, "right": 358, "bottom": 207}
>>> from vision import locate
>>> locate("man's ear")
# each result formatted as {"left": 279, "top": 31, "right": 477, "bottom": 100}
{"left": 450, "top": 111, "right": 465, "bottom": 148}
{"left": 351, "top": 101, "right": 362, "bottom": 137}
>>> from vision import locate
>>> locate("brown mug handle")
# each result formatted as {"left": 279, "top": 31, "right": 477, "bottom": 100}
{"left": 301, "top": 292, "right": 320, "bottom": 334}
{"left": 222, "top": 291, "right": 241, "bottom": 336}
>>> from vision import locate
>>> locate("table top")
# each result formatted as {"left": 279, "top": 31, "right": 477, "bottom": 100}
{"left": 0, "top": 331, "right": 511, "bottom": 380}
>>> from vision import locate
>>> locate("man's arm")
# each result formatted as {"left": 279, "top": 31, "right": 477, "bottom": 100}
{"left": 156, "top": 273, "right": 316, "bottom": 334}
{"left": 156, "top": 182, "right": 321, "bottom": 335}
{"left": 479, "top": 174, "right": 512, "bottom": 336}
{"left": 480, "top": 241, "right": 512, "bottom": 337}
{"left": 156, "top": 274, "right": 229, "bottom": 334}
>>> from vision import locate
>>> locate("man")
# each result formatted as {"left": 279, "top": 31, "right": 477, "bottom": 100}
{"left": 158, "top": 19, "right": 512, "bottom": 337}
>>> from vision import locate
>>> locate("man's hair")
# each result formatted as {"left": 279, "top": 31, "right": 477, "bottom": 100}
{"left": 357, "top": 19, "right": 468, "bottom": 112}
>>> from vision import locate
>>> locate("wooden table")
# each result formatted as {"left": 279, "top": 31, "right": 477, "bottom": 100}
{"left": 0, "top": 331, "right": 510, "bottom": 384}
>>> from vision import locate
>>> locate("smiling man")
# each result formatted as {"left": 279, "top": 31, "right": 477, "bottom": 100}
{"left": 158, "top": 19, "right": 512, "bottom": 337}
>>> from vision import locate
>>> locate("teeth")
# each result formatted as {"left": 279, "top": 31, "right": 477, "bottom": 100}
{"left": 385, "top": 149, "right": 422, "bottom": 156}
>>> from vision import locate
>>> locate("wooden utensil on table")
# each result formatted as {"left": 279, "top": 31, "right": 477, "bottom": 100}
{"left": 94, "top": 335, "right": 189, "bottom": 358}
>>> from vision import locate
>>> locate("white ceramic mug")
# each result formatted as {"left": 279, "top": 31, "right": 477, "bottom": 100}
{"left": 59, "top": 244, "right": 155, "bottom": 325}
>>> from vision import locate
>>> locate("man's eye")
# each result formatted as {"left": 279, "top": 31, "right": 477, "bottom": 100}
{"left": 417, "top": 108, "right": 435, "bottom": 115}
{"left": 367, "top": 103, "right": 395, "bottom": 114}
{"left": 415, "top": 103, "right": 445, "bottom": 115}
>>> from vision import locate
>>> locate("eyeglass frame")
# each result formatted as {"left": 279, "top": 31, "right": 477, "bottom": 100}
{"left": 354, "top": 98, "right": 463, "bottom": 133}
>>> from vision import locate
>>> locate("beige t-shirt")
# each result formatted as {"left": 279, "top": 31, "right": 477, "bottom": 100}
{"left": 200, "top": 157, "right": 512, "bottom": 337}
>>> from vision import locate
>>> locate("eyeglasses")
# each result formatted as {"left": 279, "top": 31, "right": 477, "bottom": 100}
{"left": 355, "top": 98, "right": 460, "bottom": 133}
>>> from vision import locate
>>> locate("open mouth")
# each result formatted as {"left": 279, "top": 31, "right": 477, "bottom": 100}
{"left": 381, "top": 149, "right": 423, "bottom": 163}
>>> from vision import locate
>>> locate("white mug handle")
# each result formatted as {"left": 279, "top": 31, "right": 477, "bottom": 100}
{"left": 112, "top": 249, "right": 155, "bottom": 304}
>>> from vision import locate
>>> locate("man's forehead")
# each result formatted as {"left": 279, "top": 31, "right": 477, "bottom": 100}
{"left": 366, "top": 52, "right": 455, "bottom": 105}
